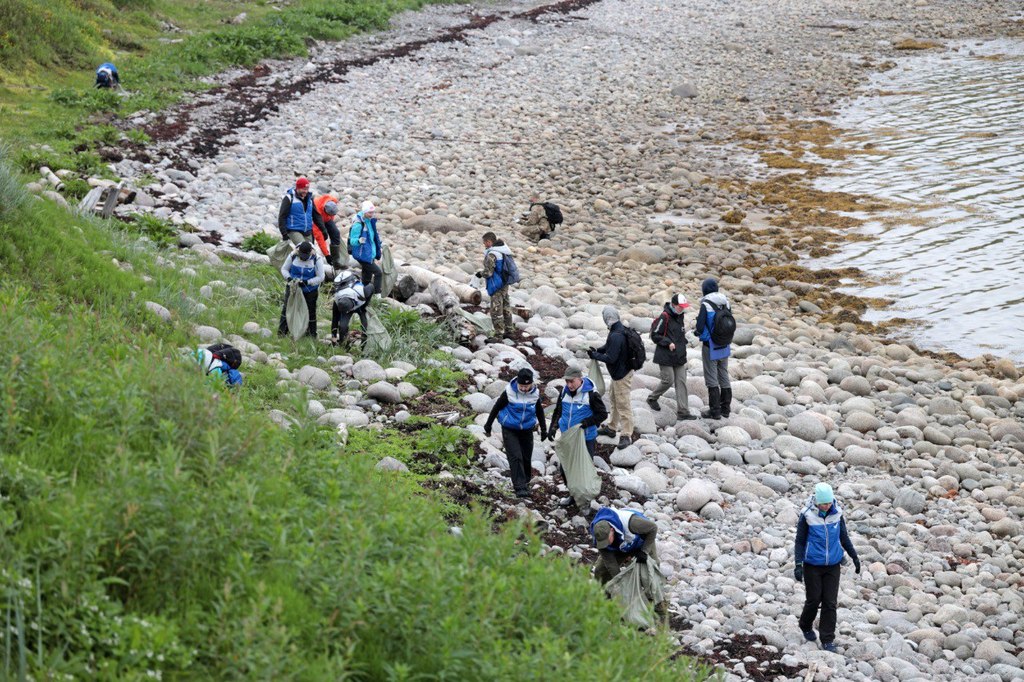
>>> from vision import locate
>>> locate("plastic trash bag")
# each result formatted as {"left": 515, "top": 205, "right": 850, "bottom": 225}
{"left": 604, "top": 560, "right": 667, "bottom": 629}
{"left": 555, "top": 425, "right": 601, "bottom": 507}
{"left": 380, "top": 244, "right": 397, "bottom": 298}
{"left": 285, "top": 280, "right": 308, "bottom": 341}
{"left": 268, "top": 240, "right": 292, "bottom": 270}
{"left": 364, "top": 309, "right": 392, "bottom": 354}
{"left": 456, "top": 307, "right": 494, "bottom": 334}
{"left": 588, "top": 358, "right": 607, "bottom": 394}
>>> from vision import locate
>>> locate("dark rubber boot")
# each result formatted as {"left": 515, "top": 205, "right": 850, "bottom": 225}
{"left": 330, "top": 244, "right": 343, "bottom": 270}
{"left": 702, "top": 387, "right": 722, "bottom": 419}
{"left": 720, "top": 388, "right": 732, "bottom": 418}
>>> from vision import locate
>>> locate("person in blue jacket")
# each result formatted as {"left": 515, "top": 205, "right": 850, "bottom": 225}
{"left": 278, "top": 177, "right": 326, "bottom": 245}
{"left": 194, "top": 347, "right": 243, "bottom": 387}
{"left": 349, "top": 200, "right": 383, "bottom": 294}
{"left": 546, "top": 365, "right": 608, "bottom": 507}
{"left": 95, "top": 63, "right": 120, "bottom": 89}
{"left": 590, "top": 506, "right": 659, "bottom": 584}
{"left": 475, "top": 231, "right": 514, "bottom": 342}
{"left": 794, "top": 483, "right": 861, "bottom": 652}
{"left": 277, "top": 241, "right": 325, "bottom": 338}
{"left": 484, "top": 368, "right": 548, "bottom": 499}
{"left": 694, "top": 277, "right": 732, "bottom": 419}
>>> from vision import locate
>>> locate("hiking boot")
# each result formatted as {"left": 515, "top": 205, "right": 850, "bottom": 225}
{"left": 616, "top": 435, "right": 632, "bottom": 450}
{"left": 821, "top": 642, "right": 837, "bottom": 653}
{"left": 558, "top": 496, "right": 575, "bottom": 508}
{"left": 597, "top": 426, "right": 616, "bottom": 438}
{"left": 677, "top": 412, "right": 698, "bottom": 421}
{"left": 802, "top": 630, "right": 817, "bottom": 642}
{"left": 484, "top": 336, "right": 501, "bottom": 344}
{"left": 720, "top": 387, "right": 733, "bottom": 418}
{"left": 646, "top": 396, "right": 662, "bottom": 411}
{"left": 702, "top": 387, "right": 722, "bottom": 419}
{"left": 515, "top": 491, "right": 531, "bottom": 500}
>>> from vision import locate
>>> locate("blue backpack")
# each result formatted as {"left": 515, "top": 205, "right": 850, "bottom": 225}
{"left": 501, "top": 253, "right": 521, "bottom": 287}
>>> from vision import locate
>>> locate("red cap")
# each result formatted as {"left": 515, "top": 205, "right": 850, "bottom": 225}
{"left": 295, "top": 177, "right": 310, "bottom": 189}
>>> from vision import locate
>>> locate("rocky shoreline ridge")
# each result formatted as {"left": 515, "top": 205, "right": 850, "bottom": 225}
{"left": 77, "top": 0, "right": 1024, "bottom": 680}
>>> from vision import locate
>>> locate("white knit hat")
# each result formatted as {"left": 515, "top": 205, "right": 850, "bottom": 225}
{"left": 360, "top": 201, "right": 376, "bottom": 214}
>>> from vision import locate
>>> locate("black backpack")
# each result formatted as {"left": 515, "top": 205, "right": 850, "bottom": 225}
{"left": 622, "top": 327, "right": 646, "bottom": 371}
{"left": 709, "top": 302, "right": 736, "bottom": 347}
{"left": 532, "top": 202, "right": 563, "bottom": 227}
{"left": 207, "top": 343, "right": 242, "bottom": 370}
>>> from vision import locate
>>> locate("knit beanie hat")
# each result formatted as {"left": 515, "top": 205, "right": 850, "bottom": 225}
{"left": 814, "top": 483, "right": 834, "bottom": 505}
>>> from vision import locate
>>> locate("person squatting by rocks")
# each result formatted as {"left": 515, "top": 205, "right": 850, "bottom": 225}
{"left": 349, "top": 200, "right": 384, "bottom": 294}
{"left": 278, "top": 177, "right": 326, "bottom": 246}
{"left": 278, "top": 240, "right": 324, "bottom": 339}
{"left": 648, "top": 293, "right": 697, "bottom": 421}
{"left": 695, "top": 277, "right": 732, "bottom": 419}
{"left": 477, "top": 231, "right": 514, "bottom": 342}
{"left": 589, "top": 306, "right": 636, "bottom": 450}
{"left": 330, "top": 269, "right": 374, "bottom": 347}
{"left": 590, "top": 506, "right": 660, "bottom": 584}
{"left": 484, "top": 367, "right": 548, "bottom": 499}
{"left": 794, "top": 482, "right": 860, "bottom": 653}
{"left": 548, "top": 364, "right": 608, "bottom": 507}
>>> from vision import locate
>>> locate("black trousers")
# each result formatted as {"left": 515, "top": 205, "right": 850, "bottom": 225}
{"left": 332, "top": 304, "right": 369, "bottom": 341}
{"left": 278, "top": 286, "right": 319, "bottom": 337}
{"left": 799, "top": 563, "right": 841, "bottom": 643}
{"left": 323, "top": 219, "right": 341, "bottom": 248}
{"left": 359, "top": 261, "right": 383, "bottom": 294}
{"left": 501, "top": 427, "right": 535, "bottom": 495}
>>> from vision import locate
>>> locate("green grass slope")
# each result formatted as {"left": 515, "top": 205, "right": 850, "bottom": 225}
{"left": 0, "top": 158, "right": 712, "bottom": 678}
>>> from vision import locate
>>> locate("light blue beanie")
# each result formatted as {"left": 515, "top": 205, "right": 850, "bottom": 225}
{"left": 814, "top": 483, "right": 834, "bottom": 505}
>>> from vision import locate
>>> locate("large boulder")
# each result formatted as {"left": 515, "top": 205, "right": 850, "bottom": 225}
{"left": 367, "top": 381, "right": 401, "bottom": 404}
{"left": 317, "top": 409, "right": 370, "bottom": 428}
{"left": 619, "top": 245, "right": 667, "bottom": 264}
{"left": 296, "top": 365, "right": 332, "bottom": 390}
{"left": 403, "top": 214, "right": 474, "bottom": 233}
{"left": 609, "top": 445, "right": 643, "bottom": 467}
{"left": 675, "top": 479, "right": 717, "bottom": 513}
{"left": 352, "top": 359, "right": 387, "bottom": 383}
{"left": 788, "top": 412, "right": 827, "bottom": 442}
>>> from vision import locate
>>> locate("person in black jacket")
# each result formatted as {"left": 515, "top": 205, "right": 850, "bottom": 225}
{"left": 588, "top": 306, "right": 634, "bottom": 450}
{"left": 647, "top": 293, "right": 697, "bottom": 421}
{"left": 484, "top": 368, "right": 548, "bottom": 499}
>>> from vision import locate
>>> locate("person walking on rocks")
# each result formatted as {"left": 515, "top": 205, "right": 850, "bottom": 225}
{"left": 330, "top": 269, "right": 374, "bottom": 346}
{"left": 547, "top": 365, "right": 608, "bottom": 506}
{"left": 647, "top": 293, "right": 696, "bottom": 421}
{"left": 277, "top": 241, "right": 325, "bottom": 339}
{"left": 588, "top": 306, "right": 635, "bottom": 450}
{"left": 278, "top": 177, "right": 326, "bottom": 246}
{"left": 484, "top": 368, "right": 548, "bottom": 499}
{"left": 694, "top": 277, "right": 732, "bottom": 419}
{"left": 348, "top": 200, "right": 383, "bottom": 293}
{"left": 590, "top": 506, "right": 659, "bottom": 584}
{"left": 313, "top": 192, "right": 344, "bottom": 269}
{"left": 476, "top": 231, "right": 514, "bottom": 342}
{"left": 794, "top": 482, "right": 861, "bottom": 653}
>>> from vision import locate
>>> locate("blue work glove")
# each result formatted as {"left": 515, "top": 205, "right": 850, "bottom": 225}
{"left": 794, "top": 563, "right": 804, "bottom": 583}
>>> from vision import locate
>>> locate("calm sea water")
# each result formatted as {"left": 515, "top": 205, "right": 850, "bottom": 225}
{"left": 811, "top": 39, "right": 1024, "bottom": 361}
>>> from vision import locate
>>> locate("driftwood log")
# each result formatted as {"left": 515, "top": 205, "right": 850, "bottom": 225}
{"left": 404, "top": 264, "right": 482, "bottom": 306}
{"left": 427, "top": 279, "right": 460, "bottom": 316}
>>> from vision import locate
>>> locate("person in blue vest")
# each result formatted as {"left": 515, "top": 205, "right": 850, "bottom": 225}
{"left": 348, "top": 200, "right": 383, "bottom": 294}
{"left": 590, "top": 506, "right": 660, "bottom": 584}
{"left": 546, "top": 365, "right": 608, "bottom": 507}
{"left": 484, "top": 368, "right": 548, "bottom": 499}
{"left": 475, "top": 231, "right": 514, "bottom": 343}
{"left": 193, "top": 347, "right": 243, "bottom": 387}
{"left": 694, "top": 277, "right": 732, "bottom": 419}
{"left": 277, "top": 241, "right": 325, "bottom": 338}
{"left": 277, "top": 177, "right": 326, "bottom": 246}
{"left": 95, "top": 63, "right": 120, "bottom": 89}
{"left": 794, "top": 483, "right": 861, "bottom": 653}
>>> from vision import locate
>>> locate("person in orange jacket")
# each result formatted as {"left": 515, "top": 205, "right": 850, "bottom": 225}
{"left": 314, "top": 193, "right": 344, "bottom": 269}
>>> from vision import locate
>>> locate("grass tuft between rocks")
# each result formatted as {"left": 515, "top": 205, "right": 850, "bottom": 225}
{"left": 0, "top": 156, "right": 712, "bottom": 680}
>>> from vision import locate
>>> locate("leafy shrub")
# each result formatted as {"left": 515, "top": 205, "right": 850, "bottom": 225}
{"left": 125, "top": 128, "right": 151, "bottom": 145}
{"left": 241, "top": 231, "right": 278, "bottom": 254}
{"left": 405, "top": 364, "right": 466, "bottom": 393}
{"left": 60, "top": 176, "right": 91, "bottom": 201}
{"left": 126, "top": 214, "right": 177, "bottom": 248}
